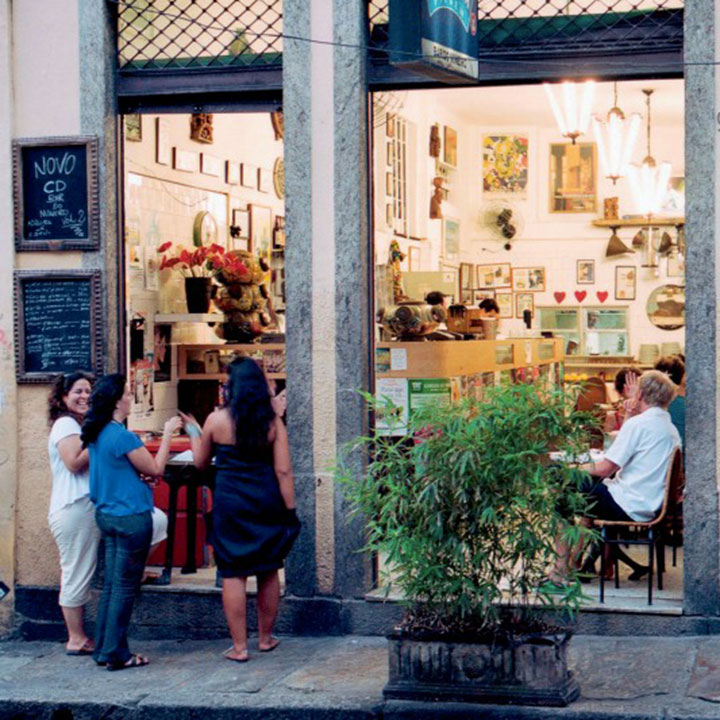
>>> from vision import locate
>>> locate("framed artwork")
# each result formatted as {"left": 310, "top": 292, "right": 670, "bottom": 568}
{"left": 512, "top": 266, "right": 546, "bottom": 292}
{"left": 460, "top": 289, "right": 473, "bottom": 305}
{"left": 440, "top": 262, "right": 459, "bottom": 304}
{"left": 477, "top": 263, "right": 511, "bottom": 289}
{"left": 386, "top": 113, "right": 395, "bottom": 138}
{"left": 241, "top": 163, "right": 258, "bottom": 189}
{"left": 615, "top": 266, "right": 637, "bottom": 301}
{"left": 125, "top": 114, "right": 142, "bottom": 142}
{"left": 516, "top": 292, "right": 534, "bottom": 318}
{"left": 249, "top": 204, "right": 273, "bottom": 259}
{"left": 577, "top": 259, "right": 595, "bottom": 284}
{"left": 156, "top": 118, "right": 170, "bottom": 165}
{"left": 200, "top": 153, "right": 222, "bottom": 177}
{"left": 443, "top": 217, "right": 460, "bottom": 260}
{"left": 474, "top": 289, "right": 495, "bottom": 305}
{"left": 482, "top": 135, "right": 529, "bottom": 195}
{"left": 258, "top": 167, "right": 272, "bottom": 193}
{"left": 443, "top": 126, "right": 457, "bottom": 167}
{"left": 231, "top": 208, "right": 250, "bottom": 251}
{"left": 667, "top": 253, "right": 685, "bottom": 278}
{"left": 408, "top": 246, "right": 420, "bottom": 271}
{"left": 495, "top": 292, "right": 513, "bottom": 319}
{"left": 173, "top": 148, "right": 197, "bottom": 173}
{"left": 460, "top": 263, "right": 474, "bottom": 290}
{"left": 549, "top": 142, "right": 597, "bottom": 213}
{"left": 226, "top": 161, "right": 240, "bottom": 185}
{"left": 190, "top": 113, "right": 213, "bottom": 144}
{"left": 273, "top": 215, "right": 285, "bottom": 248}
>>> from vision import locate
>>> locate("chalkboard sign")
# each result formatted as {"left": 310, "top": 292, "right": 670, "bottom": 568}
{"left": 13, "top": 136, "right": 99, "bottom": 251}
{"left": 14, "top": 271, "right": 103, "bottom": 383}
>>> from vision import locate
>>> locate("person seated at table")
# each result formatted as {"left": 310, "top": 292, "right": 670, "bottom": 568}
{"left": 180, "top": 357, "right": 300, "bottom": 663}
{"left": 478, "top": 298, "right": 499, "bottom": 319}
{"left": 425, "top": 290, "right": 446, "bottom": 309}
{"left": 610, "top": 366, "right": 642, "bottom": 430}
{"left": 553, "top": 370, "right": 680, "bottom": 582}
{"left": 654, "top": 355, "right": 685, "bottom": 452}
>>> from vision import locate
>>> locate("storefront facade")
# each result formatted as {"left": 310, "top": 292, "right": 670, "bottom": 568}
{"left": 0, "top": 0, "right": 718, "bottom": 637}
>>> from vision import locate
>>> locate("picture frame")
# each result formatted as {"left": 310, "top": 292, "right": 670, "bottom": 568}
{"left": 474, "top": 289, "right": 495, "bottom": 305}
{"left": 460, "top": 262, "right": 474, "bottom": 290}
{"left": 200, "top": 153, "right": 222, "bottom": 177}
{"left": 241, "top": 163, "right": 258, "bottom": 189}
{"left": 386, "top": 113, "right": 395, "bottom": 138}
{"left": 667, "top": 253, "right": 685, "bottom": 278}
{"left": 273, "top": 215, "right": 286, "bottom": 248}
{"left": 155, "top": 118, "right": 170, "bottom": 165}
{"left": 125, "top": 114, "right": 142, "bottom": 142}
{"left": 190, "top": 112, "right": 213, "bottom": 144}
{"left": 439, "top": 262, "right": 459, "bottom": 304}
{"left": 258, "top": 167, "right": 272, "bottom": 193}
{"left": 615, "top": 266, "right": 637, "bottom": 301}
{"left": 495, "top": 292, "right": 513, "bottom": 319}
{"left": 443, "top": 217, "right": 460, "bottom": 261}
{"left": 226, "top": 161, "right": 240, "bottom": 185}
{"left": 482, "top": 135, "right": 529, "bottom": 196}
{"left": 577, "top": 259, "right": 595, "bottom": 284}
{"left": 443, "top": 126, "right": 457, "bottom": 167}
{"left": 231, "top": 208, "right": 250, "bottom": 251}
{"left": 516, "top": 292, "right": 534, "bottom": 319}
{"left": 249, "top": 203, "right": 273, "bottom": 261}
{"left": 512, "top": 266, "right": 546, "bottom": 292}
{"left": 460, "top": 289, "right": 473, "bottom": 305}
{"left": 549, "top": 142, "right": 597, "bottom": 213}
{"left": 173, "top": 148, "right": 197, "bottom": 173}
{"left": 476, "top": 263, "right": 512, "bottom": 289}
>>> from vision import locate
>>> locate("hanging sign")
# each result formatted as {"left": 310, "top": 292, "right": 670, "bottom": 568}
{"left": 389, "top": 0, "right": 479, "bottom": 83}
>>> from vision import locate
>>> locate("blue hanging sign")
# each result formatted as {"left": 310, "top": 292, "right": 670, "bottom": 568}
{"left": 389, "top": 0, "right": 479, "bottom": 83}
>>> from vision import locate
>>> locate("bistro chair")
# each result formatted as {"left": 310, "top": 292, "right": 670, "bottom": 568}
{"left": 594, "top": 447, "right": 684, "bottom": 605}
{"left": 575, "top": 376, "right": 608, "bottom": 450}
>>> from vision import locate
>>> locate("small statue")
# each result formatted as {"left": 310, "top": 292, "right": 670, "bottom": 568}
{"left": 429, "top": 124, "right": 441, "bottom": 158}
{"left": 389, "top": 239, "right": 407, "bottom": 303}
{"left": 429, "top": 176, "right": 444, "bottom": 219}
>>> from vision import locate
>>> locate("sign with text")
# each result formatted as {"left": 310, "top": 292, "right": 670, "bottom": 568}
{"left": 13, "top": 136, "right": 99, "bottom": 251}
{"left": 389, "top": 0, "right": 479, "bottom": 82}
{"left": 14, "top": 270, "right": 104, "bottom": 383}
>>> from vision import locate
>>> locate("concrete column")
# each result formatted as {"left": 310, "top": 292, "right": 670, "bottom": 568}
{"left": 683, "top": 0, "right": 720, "bottom": 615}
{"left": 0, "top": 0, "right": 18, "bottom": 635}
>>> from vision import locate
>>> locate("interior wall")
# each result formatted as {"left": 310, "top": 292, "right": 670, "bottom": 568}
{"left": 374, "top": 83, "right": 685, "bottom": 357}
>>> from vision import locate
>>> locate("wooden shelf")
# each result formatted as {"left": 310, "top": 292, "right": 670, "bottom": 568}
{"left": 592, "top": 216, "right": 684, "bottom": 229}
{"left": 154, "top": 313, "right": 225, "bottom": 323}
{"left": 180, "top": 372, "right": 286, "bottom": 381}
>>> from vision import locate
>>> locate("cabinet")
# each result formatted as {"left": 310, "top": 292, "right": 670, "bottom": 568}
{"left": 538, "top": 306, "right": 629, "bottom": 357}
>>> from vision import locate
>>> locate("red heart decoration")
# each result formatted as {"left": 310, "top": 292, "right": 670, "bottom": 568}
{"left": 554, "top": 292, "right": 566, "bottom": 304}
{"left": 574, "top": 291, "right": 587, "bottom": 302}
{"left": 597, "top": 291, "right": 608, "bottom": 303}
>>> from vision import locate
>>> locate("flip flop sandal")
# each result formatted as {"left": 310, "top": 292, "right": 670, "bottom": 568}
{"left": 222, "top": 647, "right": 249, "bottom": 663}
{"left": 106, "top": 654, "right": 150, "bottom": 671}
{"left": 66, "top": 642, "right": 94, "bottom": 656}
{"left": 258, "top": 637, "right": 280, "bottom": 653}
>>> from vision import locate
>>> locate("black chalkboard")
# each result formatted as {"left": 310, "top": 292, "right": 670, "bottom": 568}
{"left": 13, "top": 136, "right": 99, "bottom": 251}
{"left": 14, "top": 271, "right": 103, "bottom": 383}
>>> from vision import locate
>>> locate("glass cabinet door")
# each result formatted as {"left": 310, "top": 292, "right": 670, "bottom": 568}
{"left": 583, "top": 308, "right": 629, "bottom": 356}
{"left": 538, "top": 308, "right": 579, "bottom": 331}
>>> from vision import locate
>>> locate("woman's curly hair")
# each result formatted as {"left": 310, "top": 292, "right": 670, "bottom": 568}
{"left": 47, "top": 372, "right": 94, "bottom": 426}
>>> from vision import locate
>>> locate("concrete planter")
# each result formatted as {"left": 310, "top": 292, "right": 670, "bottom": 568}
{"left": 384, "top": 630, "right": 579, "bottom": 707}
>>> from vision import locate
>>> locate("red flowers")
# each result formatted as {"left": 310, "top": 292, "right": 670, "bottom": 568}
{"left": 157, "top": 243, "right": 247, "bottom": 278}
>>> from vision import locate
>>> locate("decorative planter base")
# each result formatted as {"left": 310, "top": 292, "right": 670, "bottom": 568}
{"left": 384, "top": 632, "right": 580, "bottom": 707}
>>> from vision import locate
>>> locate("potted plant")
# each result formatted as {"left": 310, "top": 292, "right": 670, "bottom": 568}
{"left": 337, "top": 382, "right": 598, "bottom": 707}
{"left": 157, "top": 242, "right": 247, "bottom": 313}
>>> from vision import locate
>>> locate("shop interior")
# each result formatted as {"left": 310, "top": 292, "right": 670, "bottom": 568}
{"left": 122, "top": 110, "right": 285, "bottom": 589}
{"left": 372, "top": 79, "right": 685, "bottom": 611}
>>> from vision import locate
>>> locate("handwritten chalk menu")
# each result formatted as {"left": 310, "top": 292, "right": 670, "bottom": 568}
{"left": 13, "top": 136, "right": 99, "bottom": 251}
{"left": 14, "top": 271, "right": 103, "bottom": 383}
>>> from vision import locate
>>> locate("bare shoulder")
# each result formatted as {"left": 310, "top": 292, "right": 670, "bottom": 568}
{"left": 207, "top": 409, "right": 234, "bottom": 443}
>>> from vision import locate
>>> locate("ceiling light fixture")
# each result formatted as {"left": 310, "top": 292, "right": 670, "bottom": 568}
{"left": 543, "top": 80, "right": 596, "bottom": 144}
{"left": 592, "top": 82, "right": 642, "bottom": 185}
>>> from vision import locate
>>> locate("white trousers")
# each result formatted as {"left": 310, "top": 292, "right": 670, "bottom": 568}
{"left": 151, "top": 507, "right": 168, "bottom": 546}
{"left": 49, "top": 496, "right": 101, "bottom": 607}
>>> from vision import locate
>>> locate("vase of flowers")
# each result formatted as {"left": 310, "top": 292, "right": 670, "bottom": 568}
{"left": 157, "top": 242, "right": 248, "bottom": 314}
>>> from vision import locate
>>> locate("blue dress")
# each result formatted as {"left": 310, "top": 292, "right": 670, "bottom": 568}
{"left": 212, "top": 442, "right": 300, "bottom": 578}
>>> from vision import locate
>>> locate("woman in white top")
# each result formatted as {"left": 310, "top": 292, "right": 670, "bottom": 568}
{"left": 47, "top": 372, "right": 100, "bottom": 655}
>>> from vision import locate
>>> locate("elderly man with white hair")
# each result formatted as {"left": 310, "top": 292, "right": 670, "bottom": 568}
{"left": 553, "top": 370, "right": 681, "bottom": 582}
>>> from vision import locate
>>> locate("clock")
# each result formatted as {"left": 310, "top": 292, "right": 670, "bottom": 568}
{"left": 193, "top": 211, "right": 218, "bottom": 247}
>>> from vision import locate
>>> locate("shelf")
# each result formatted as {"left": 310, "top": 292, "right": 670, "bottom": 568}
{"left": 592, "top": 216, "right": 684, "bottom": 229}
{"left": 154, "top": 313, "right": 225, "bottom": 323}
{"left": 179, "top": 372, "right": 286, "bottom": 381}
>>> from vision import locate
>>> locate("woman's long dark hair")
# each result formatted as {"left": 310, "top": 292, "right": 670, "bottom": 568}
{"left": 47, "top": 371, "right": 93, "bottom": 426}
{"left": 223, "top": 357, "right": 275, "bottom": 450}
{"left": 81, "top": 374, "right": 126, "bottom": 447}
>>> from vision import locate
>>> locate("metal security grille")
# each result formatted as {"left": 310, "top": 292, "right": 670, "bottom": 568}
{"left": 369, "top": 0, "right": 683, "bottom": 59}
{"left": 116, "top": 0, "right": 282, "bottom": 70}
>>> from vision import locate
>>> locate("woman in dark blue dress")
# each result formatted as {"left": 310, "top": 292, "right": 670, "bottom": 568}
{"left": 181, "top": 358, "right": 300, "bottom": 663}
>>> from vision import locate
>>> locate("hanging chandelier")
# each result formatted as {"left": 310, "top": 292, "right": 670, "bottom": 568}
{"left": 543, "top": 80, "right": 596, "bottom": 144}
{"left": 627, "top": 89, "right": 671, "bottom": 217}
{"left": 592, "top": 83, "right": 642, "bottom": 185}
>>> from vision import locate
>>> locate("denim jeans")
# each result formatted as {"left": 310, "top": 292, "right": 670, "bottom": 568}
{"left": 93, "top": 510, "right": 152, "bottom": 666}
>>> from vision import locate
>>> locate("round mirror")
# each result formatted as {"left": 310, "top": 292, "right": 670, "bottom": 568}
{"left": 646, "top": 284, "right": 685, "bottom": 331}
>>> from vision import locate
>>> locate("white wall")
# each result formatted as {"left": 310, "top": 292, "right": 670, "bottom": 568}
{"left": 374, "top": 85, "right": 685, "bottom": 357}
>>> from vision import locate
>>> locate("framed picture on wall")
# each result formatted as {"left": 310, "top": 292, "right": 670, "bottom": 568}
{"left": 249, "top": 204, "right": 273, "bottom": 260}
{"left": 443, "top": 217, "right": 460, "bottom": 261}
{"left": 231, "top": 208, "right": 250, "bottom": 251}
{"left": 482, "top": 135, "right": 529, "bottom": 196}
{"left": 156, "top": 118, "right": 170, "bottom": 165}
{"left": 477, "top": 263, "right": 511, "bottom": 289}
{"left": 241, "top": 163, "right": 258, "bottom": 189}
{"left": 460, "top": 262, "right": 474, "bottom": 290}
{"left": 577, "top": 259, "right": 595, "bottom": 284}
{"left": 549, "top": 142, "right": 597, "bottom": 213}
{"left": 226, "top": 161, "right": 240, "bottom": 185}
{"left": 474, "top": 289, "right": 495, "bottom": 305}
{"left": 495, "top": 292, "right": 513, "bottom": 318}
{"left": 443, "top": 126, "right": 457, "bottom": 168}
{"left": 125, "top": 114, "right": 142, "bottom": 142}
{"left": 200, "top": 153, "right": 222, "bottom": 177}
{"left": 615, "top": 266, "right": 637, "bottom": 300}
{"left": 516, "top": 292, "right": 534, "bottom": 318}
{"left": 173, "top": 148, "right": 197, "bottom": 173}
{"left": 512, "top": 266, "right": 545, "bottom": 292}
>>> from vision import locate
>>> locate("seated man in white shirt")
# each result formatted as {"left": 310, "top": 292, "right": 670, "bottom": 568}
{"left": 553, "top": 370, "right": 680, "bottom": 582}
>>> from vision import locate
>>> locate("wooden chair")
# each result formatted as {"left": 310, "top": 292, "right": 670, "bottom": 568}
{"left": 594, "top": 447, "right": 684, "bottom": 605}
{"left": 575, "top": 377, "right": 608, "bottom": 450}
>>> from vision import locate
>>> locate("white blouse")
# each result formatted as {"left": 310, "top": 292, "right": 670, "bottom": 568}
{"left": 48, "top": 416, "right": 90, "bottom": 518}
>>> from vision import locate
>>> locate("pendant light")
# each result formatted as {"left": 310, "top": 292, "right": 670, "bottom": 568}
{"left": 543, "top": 80, "right": 596, "bottom": 144}
{"left": 591, "top": 83, "right": 642, "bottom": 184}
{"left": 627, "top": 89, "right": 672, "bottom": 218}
